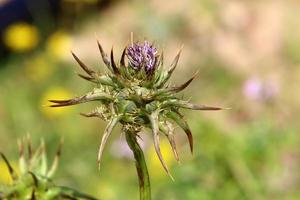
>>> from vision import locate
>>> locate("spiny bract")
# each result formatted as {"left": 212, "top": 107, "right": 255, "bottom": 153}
{"left": 50, "top": 38, "right": 222, "bottom": 178}
{"left": 0, "top": 137, "right": 97, "bottom": 200}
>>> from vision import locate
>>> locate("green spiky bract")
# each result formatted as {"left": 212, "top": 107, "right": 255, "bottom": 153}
{"left": 0, "top": 137, "right": 98, "bottom": 200}
{"left": 50, "top": 38, "right": 223, "bottom": 200}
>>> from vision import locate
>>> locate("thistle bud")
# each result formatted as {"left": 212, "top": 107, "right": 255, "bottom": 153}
{"left": 126, "top": 41, "right": 158, "bottom": 74}
{"left": 50, "top": 37, "right": 223, "bottom": 178}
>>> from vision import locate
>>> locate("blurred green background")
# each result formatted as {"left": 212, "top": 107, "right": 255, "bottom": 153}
{"left": 0, "top": 0, "right": 300, "bottom": 199}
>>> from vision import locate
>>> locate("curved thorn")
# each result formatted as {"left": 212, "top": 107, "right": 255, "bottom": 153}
{"left": 97, "top": 117, "right": 119, "bottom": 169}
{"left": 165, "top": 121, "right": 179, "bottom": 162}
{"left": 149, "top": 111, "right": 174, "bottom": 180}
{"left": 110, "top": 47, "right": 120, "bottom": 75}
{"left": 28, "top": 171, "right": 39, "bottom": 187}
{"left": 159, "top": 122, "right": 179, "bottom": 162}
{"left": 180, "top": 102, "right": 223, "bottom": 110}
{"left": 97, "top": 40, "right": 111, "bottom": 68}
{"left": 18, "top": 139, "right": 27, "bottom": 174}
{"left": 30, "top": 189, "right": 36, "bottom": 200}
{"left": 120, "top": 46, "right": 127, "bottom": 66}
{"left": 80, "top": 111, "right": 101, "bottom": 118}
{"left": 156, "top": 46, "right": 183, "bottom": 88}
{"left": 47, "top": 139, "right": 63, "bottom": 178}
{"left": 76, "top": 73, "right": 96, "bottom": 83}
{"left": 159, "top": 50, "right": 164, "bottom": 68}
{"left": 71, "top": 51, "right": 95, "bottom": 76}
{"left": 26, "top": 134, "right": 33, "bottom": 159}
{"left": 166, "top": 111, "right": 193, "bottom": 153}
{"left": 168, "top": 46, "right": 183, "bottom": 76}
{"left": 168, "top": 71, "right": 199, "bottom": 93}
{"left": 0, "top": 152, "right": 18, "bottom": 180}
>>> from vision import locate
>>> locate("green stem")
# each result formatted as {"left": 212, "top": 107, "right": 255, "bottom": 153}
{"left": 125, "top": 132, "right": 151, "bottom": 200}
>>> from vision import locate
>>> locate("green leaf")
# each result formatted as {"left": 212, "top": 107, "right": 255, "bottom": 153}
{"left": 49, "top": 89, "right": 113, "bottom": 107}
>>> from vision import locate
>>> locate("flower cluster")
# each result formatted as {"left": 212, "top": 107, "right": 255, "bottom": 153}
{"left": 126, "top": 41, "right": 158, "bottom": 73}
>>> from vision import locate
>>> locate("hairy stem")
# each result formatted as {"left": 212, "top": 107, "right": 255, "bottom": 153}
{"left": 125, "top": 132, "right": 151, "bottom": 200}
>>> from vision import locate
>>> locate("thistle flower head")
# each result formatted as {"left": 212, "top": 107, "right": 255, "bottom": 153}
{"left": 126, "top": 41, "right": 158, "bottom": 73}
{"left": 49, "top": 36, "right": 223, "bottom": 178}
{"left": 0, "top": 137, "right": 97, "bottom": 199}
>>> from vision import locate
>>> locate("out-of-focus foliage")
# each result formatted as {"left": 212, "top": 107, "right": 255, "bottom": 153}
{"left": 0, "top": 0, "right": 299, "bottom": 200}
{"left": 0, "top": 138, "right": 97, "bottom": 199}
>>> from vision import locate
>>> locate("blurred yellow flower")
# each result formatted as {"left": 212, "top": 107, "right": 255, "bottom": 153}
{"left": 3, "top": 22, "right": 39, "bottom": 52}
{"left": 40, "top": 87, "right": 73, "bottom": 118}
{"left": 25, "top": 55, "right": 53, "bottom": 82}
{"left": 46, "top": 31, "right": 72, "bottom": 60}
{"left": 147, "top": 139, "right": 175, "bottom": 179}
{"left": 0, "top": 160, "right": 18, "bottom": 185}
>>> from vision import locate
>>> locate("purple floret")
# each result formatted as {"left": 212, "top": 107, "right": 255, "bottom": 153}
{"left": 126, "top": 41, "right": 158, "bottom": 73}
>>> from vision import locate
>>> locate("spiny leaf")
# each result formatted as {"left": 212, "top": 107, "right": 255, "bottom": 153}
{"left": 98, "top": 117, "right": 120, "bottom": 169}
{"left": 71, "top": 51, "right": 95, "bottom": 76}
{"left": 161, "top": 99, "right": 223, "bottom": 111}
{"left": 149, "top": 111, "right": 174, "bottom": 180}
{"left": 178, "top": 101, "right": 223, "bottom": 110}
{"left": 166, "top": 111, "right": 193, "bottom": 153}
{"left": 49, "top": 90, "right": 112, "bottom": 107}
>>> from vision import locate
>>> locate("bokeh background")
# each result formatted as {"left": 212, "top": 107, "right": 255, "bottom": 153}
{"left": 0, "top": 0, "right": 300, "bottom": 199}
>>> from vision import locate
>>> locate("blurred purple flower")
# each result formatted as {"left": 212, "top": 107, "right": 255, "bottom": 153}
{"left": 243, "top": 77, "right": 279, "bottom": 102}
{"left": 126, "top": 41, "right": 158, "bottom": 73}
{"left": 110, "top": 136, "right": 149, "bottom": 159}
